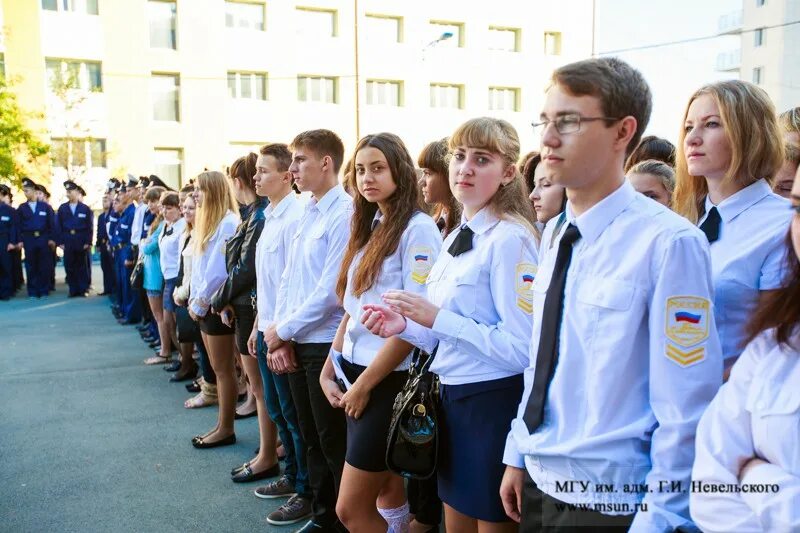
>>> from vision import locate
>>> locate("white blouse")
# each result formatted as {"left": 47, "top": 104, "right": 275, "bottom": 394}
{"left": 159, "top": 217, "right": 186, "bottom": 280}
{"left": 189, "top": 211, "right": 239, "bottom": 317}
{"left": 691, "top": 330, "right": 800, "bottom": 532}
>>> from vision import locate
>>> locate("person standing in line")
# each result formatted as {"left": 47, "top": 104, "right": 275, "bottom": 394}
{"left": 419, "top": 137, "right": 460, "bottom": 238}
{"left": 188, "top": 171, "right": 240, "bottom": 448}
{"left": 34, "top": 183, "right": 57, "bottom": 293}
{"left": 0, "top": 184, "right": 18, "bottom": 301}
{"left": 140, "top": 186, "right": 169, "bottom": 364}
{"left": 108, "top": 184, "right": 123, "bottom": 313}
{"left": 56, "top": 180, "right": 94, "bottom": 297}
{"left": 2, "top": 187, "right": 24, "bottom": 295}
{"left": 210, "top": 153, "right": 278, "bottom": 482}
{"left": 498, "top": 57, "right": 722, "bottom": 531}
{"left": 111, "top": 178, "right": 142, "bottom": 324}
{"left": 264, "top": 130, "right": 353, "bottom": 533}
{"left": 690, "top": 162, "right": 800, "bottom": 532}
{"left": 362, "top": 117, "right": 538, "bottom": 532}
{"left": 626, "top": 159, "right": 675, "bottom": 208}
{"left": 319, "top": 132, "right": 443, "bottom": 532}
{"left": 16, "top": 178, "right": 56, "bottom": 299}
{"left": 96, "top": 191, "right": 115, "bottom": 296}
{"left": 672, "top": 80, "right": 789, "bottom": 373}
{"left": 247, "top": 143, "right": 311, "bottom": 526}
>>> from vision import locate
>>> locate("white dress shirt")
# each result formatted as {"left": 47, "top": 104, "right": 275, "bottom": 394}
{"left": 691, "top": 330, "right": 800, "bottom": 532}
{"left": 159, "top": 217, "right": 186, "bottom": 280}
{"left": 275, "top": 184, "right": 353, "bottom": 344}
{"left": 398, "top": 207, "right": 538, "bottom": 385}
{"left": 343, "top": 211, "right": 443, "bottom": 369}
{"left": 189, "top": 211, "right": 239, "bottom": 317}
{"left": 504, "top": 181, "right": 723, "bottom": 532}
{"left": 255, "top": 194, "right": 304, "bottom": 332}
{"left": 131, "top": 202, "right": 148, "bottom": 247}
{"left": 698, "top": 179, "right": 790, "bottom": 363}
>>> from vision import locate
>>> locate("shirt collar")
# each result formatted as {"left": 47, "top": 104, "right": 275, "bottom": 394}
{"left": 703, "top": 179, "right": 772, "bottom": 224}
{"left": 312, "top": 184, "right": 346, "bottom": 215}
{"left": 459, "top": 206, "right": 501, "bottom": 235}
{"left": 566, "top": 179, "right": 637, "bottom": 245}
{"left": 267, "top": 193, "right": 296, "bottom": 219}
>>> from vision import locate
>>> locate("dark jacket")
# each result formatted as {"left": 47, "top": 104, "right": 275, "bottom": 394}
{"left": 210, "top": 197, "right": 268, "bottom": 309}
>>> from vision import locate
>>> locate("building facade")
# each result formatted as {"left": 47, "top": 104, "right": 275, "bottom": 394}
{"left": 717, "top": 0, "right": 800, "bottom": 115}
{"left": 1, "top": 0, "right": 593, "bottom": 204}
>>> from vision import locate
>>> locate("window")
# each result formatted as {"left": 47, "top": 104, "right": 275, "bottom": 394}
{"left": 364, "top": 14, "right": 403, "bottom": 44}
{"left": 429, "top": 20, "right": 464, "bottom": 47}
{"left": 752, "top": 67, "right": 763, "bottom": 84}
{"left": 757, "top": 0, "right": 766, "bottom": 6}
{"left": 149, "top": 1, "right": 177, "bottom": 50}
{"left": 366, "top": 80, "right": 402, "bottom": 107}
{"left": 430, "top": 83, "right": 463, "bottom": 109}
{"left": 50, "top": 138, "right": 106, "bottom": 168}
{"left": 45, "top": 59, "right": 102, "bottom": 91}
{"left": 488, "top": 26, "right": 520, "bottom": 52}
{"left": 41, "top": 0, "right": 98, "bottom": 14}
{"left": 228, "top": 72, "right": 268, "bottom": 100}
{"left": 225, "top": 1, "right": 265, "bottom": 31}
{"left": 296, "top": 7, "right": 337, "bottom": 38}
{"left": 153, "top": 148, "right": 183, "bottom": 189}
{"left": 544, "top": 31, "right": 562, "bottom": 55}
{"left": 151, "top": 73, "right": 180, "bottom": 121}
{"left": 488, "top": 87, "right": 520, "bottom": 111}
{"left": 297, "top": 75, "right": 337, "bottom": 103}
{"left": 754, "top": 27, "right": 765, "bottom": 46}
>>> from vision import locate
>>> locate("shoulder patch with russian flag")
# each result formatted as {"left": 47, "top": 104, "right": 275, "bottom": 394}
{"left": 410, "top": 245, "right": 433, "bottom": 284}
{"left": 665, "top": 295, "right": 710, "bottom": 366}
{"left": 515, "top": 262, "right": 537, "bottom": 314}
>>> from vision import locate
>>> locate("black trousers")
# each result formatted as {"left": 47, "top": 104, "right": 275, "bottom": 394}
{"left": 287, "top": 342, "right": 346, "bottom": 529}
{"left": 521, "top": 474, "right": 634, "bottom": 532}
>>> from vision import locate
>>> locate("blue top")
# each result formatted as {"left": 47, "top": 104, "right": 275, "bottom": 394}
{"left": 96, "top": 210, "right": 109, "bottom": 246}
{"left": 16, "top": 200, "right": 55, "bottom": 240}
{"left": 0, "top": 203, "right": 18, "bottom": 243}
{"left": 57, "top": 201, "right": 94, "bottom": 247}
{"left": 142, "top": 220, "right": 164, "bottom": 291}
{"left": 111, "top": 203, "right": 136, "bottom": 248}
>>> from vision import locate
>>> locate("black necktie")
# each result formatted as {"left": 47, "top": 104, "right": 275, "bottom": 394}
{"left": 448, "top": 225, "right": 474, "bottom": 257}
{"left": 699, "top": 206, "right": 721, "bottom": 244}
{"left": 371, "top": 217, "right": 381, "bottom": 231}
{"left": 523, "top": 224, "right": 581, "bottom": 432}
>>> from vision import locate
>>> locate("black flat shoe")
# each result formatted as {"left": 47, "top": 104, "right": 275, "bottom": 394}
{"left": 231, "top": 463, "right": 280, "bottom": 483}
{"left": 234, "top": 409, "right": 257, "bottom": 420}
{"left": 164, "top": 361, "right": 182, "bottom": 372}
{"left": 192, "top": 433, "right": 236, "bottom": 449}
{"left": 186, "top": 380, "right": 201, "bottom": 393}
{"left": 170, "top": 365, "right": 198, "bottom": 382}
{"left": 148, "top": 340, "right": 161, "bottom": 349}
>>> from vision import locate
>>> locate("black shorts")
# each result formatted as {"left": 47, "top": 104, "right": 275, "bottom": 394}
{"left": 234, "top": 304, "right": 256, "bottom": 355}
{"left": 340, "top": 358, "right": 408, "bottom": 472}
{"left": 199, "top": 312, "right": 235, "bottom": 336}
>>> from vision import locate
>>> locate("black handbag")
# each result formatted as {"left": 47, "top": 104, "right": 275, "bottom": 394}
{"left": 129, "top": 259, "right": 144, "bottom": 290}
{"left": 385, "top": 346, "right": 439, "bottom": 479}
{"left": 175, "top": 305, "right": 201, "bottom": 343}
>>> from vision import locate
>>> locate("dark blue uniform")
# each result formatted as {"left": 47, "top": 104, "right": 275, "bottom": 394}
{"left": 111, "top": 203, "right": 141, "bottom": 323}
{"left": 96, "top": 210, "right": 115, "bottom": 296}
{"left": 17, "top": 200, "right": 56, "bottom": 297}
{"left": 0, "top": 203, "right": 18, "bottom": 300}
{"left": 57, "top": 201, "right": 94, "bottom": 296}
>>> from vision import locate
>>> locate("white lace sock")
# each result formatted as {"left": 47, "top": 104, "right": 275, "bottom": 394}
{"left": 377, "top": 502, "right": 410, "bottom": 533}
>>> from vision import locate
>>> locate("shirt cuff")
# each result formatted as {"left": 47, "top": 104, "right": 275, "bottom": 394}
{"left": 502, "top": 431, "right": 525, "bottom": 468}
{"left": 275, "top": 321, "right": 294, "bottom": 343}
{"left": 189, "top": 299, "right": 207, "bottom": 317}
{"left": 431, "top": 308, "right": 467, "bottom": 346}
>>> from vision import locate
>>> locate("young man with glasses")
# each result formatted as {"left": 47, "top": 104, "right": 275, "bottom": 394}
{"left": 500, "top": 57, "right": 722, "bottom": 531}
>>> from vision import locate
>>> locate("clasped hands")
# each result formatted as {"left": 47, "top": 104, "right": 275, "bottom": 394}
{"left": 360, "top": 290, "right": 440, "bottom": 336}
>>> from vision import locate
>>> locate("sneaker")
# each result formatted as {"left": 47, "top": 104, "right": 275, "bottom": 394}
{"left": 254, "top": 475, "right": 296, "bottom": 499}
{"left": 267, "top": 495, "right": 313, "bottom": 526}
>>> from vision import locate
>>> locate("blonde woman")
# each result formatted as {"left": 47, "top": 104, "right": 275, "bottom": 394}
{"left": 626, "top": 159, "right": 675, "bottom": 207}
{"left": 673, "top": 80, "right": 790, "bottom": 370}
{"left": 188, "top": 171, "right": 240, "bottom": 447}
{"left": 362, "top": 118, "right": 538, "bottom": 532}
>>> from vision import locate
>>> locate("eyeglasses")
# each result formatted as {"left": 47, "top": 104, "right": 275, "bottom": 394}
{"left": 532, "top": 114, "right": 621, "bottom": 135}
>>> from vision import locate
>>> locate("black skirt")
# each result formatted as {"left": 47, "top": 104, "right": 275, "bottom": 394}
{"left": 199, "top": 312, "right": 235, "bottom": 336}
{"left": 340, "top": 358, "right": 408, "bottom": 472}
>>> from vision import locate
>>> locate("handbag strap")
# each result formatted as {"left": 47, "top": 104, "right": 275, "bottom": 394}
{"left": 411, "top": 344, "right": 438, "bottom": 375}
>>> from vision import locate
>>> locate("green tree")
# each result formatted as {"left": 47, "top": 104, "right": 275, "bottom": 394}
{"left": 0, "top": 77, "right": 49, "bottom": 187}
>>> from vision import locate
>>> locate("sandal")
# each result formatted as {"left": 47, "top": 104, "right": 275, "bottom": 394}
{"left": 184, "top": 392, "right": 217, "bottom": 409}
{"left": 144, "top": 354, "right": 172, "bottom": 365}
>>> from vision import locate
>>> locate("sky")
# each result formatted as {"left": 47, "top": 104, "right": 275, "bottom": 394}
{"left": 594, "top": 0, "right": 740, "bottom": 143}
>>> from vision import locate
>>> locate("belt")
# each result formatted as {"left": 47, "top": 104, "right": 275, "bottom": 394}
{"left": 24, "top": 231, "right": 42, "bottom": 237}
{"left": 69, "top": 229, "right": 77, "bottom": 235}
{"left": 115, "top": 243, "right": 130, "bottom": 251}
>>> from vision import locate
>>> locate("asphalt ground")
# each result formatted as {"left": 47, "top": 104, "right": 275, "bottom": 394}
{"left": 0, "top": 265, "right": 288, "bottom": 533}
